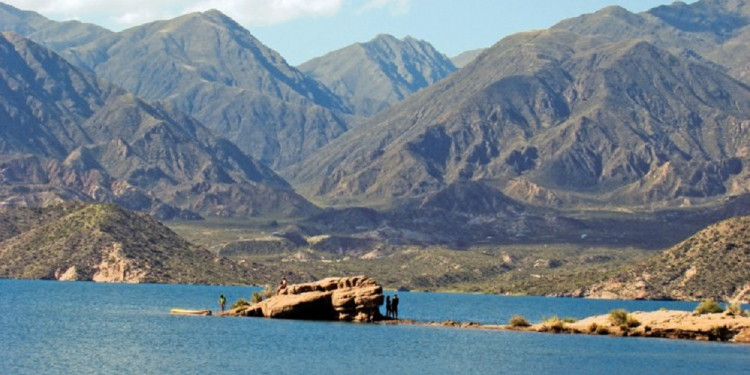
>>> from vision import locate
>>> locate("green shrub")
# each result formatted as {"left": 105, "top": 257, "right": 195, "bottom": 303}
{"left": 250, "top": 291, "right": 263, "bottom": 304}
{"left": 626, "top": 314, "right": 640, "bottom": 328}
{"left": 608, "top": 309, "right": 629, "bottom": 326}
{"left": 261, "top": 285, "right": 276, "bottom": 299}
{"left": 508, "top": 315, "right": 531, "bottom": 327}
{"left": 726, "top": 302, "right": 743, "bottom": 317}
{"left": 231, "top": 298, "right": 249, "bottom": 309}
{"left": 561, "top": 317, "right": 577, "bottom": 323}
{"left": 542, "top": 316, "right": 564, "bottom": 333}
{"left": 695, "top": 299, "right": 724, "bottom": 315}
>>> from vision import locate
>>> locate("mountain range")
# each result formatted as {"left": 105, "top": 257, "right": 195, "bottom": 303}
{"left": 0, "top": 31, "right": 316, "bottom": 219}
{"left": 1, "top": 0, "right": 750, "bottom": 248}
{"left": 289, "top": 0, "right": 750, "bottom": 215}
{"left": 0, "top": 4, "right": 457, "bottom": 170}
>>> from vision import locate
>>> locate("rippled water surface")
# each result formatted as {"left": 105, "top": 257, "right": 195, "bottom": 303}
{"left": 1, "top": 280, "right": 748, "bottom": 375}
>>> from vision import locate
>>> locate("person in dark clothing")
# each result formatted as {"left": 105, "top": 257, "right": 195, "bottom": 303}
{"left": 392, "top": 294, "right": 399, "bottom": 319}
{"left": 385, "top": 295, "right": 392, "bottom": 318}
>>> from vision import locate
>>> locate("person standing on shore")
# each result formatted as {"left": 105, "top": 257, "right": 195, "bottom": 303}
{"left": 218, "top": 294, "right": 226, "bottom": 312}
{"left": 392, "top": 294, "right": 399, "bottom": 319}
{"left": 385, "top": 295, "right": 392, "bottom": 318}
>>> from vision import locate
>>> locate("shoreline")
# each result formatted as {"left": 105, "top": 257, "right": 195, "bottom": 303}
{"left": 376, "top": 310, "right": 750, "bottom": 344}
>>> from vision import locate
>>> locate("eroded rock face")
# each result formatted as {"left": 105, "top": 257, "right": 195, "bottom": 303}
{"left": 228, "top": 276, "right": 384, "bottom": 322}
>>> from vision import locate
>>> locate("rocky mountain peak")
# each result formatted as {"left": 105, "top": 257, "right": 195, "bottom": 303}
{"left": 51, "top": 8, "right": 349, "bottom": 169}
{"left": 300, "top": 33, "right": 456, "bottom": 117}
{"left": 0, "top": 32, "right": 318, "bottom": 219}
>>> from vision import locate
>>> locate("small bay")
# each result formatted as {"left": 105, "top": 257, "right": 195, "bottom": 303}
{"left": 1, "top": 279, "right": 748, "bottom": 375}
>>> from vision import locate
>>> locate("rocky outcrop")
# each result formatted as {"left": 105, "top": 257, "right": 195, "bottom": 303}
{"left": 226, "top": 276, "right": 384, "bottom": 322}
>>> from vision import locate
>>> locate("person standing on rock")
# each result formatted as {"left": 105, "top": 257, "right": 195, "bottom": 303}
{"left": 219, "top": 294, "right": 226, "bottom": 312}
{"left": 392, "top": 294, "right": 399, "bottom": 319}
{"left": 385, "top": 295, "right": 392, "bottom": 318}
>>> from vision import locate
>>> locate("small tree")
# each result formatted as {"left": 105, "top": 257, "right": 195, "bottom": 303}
{"left": 250, "top": 291, "right": 263, "bottom": 304}
{"left": 695, "top": 299, "right": 724, "bottom": 315}
{"left": 608, "top": 309, "right": 629, "bottom": 326}
{"left": 542, "top": 316, "right": 564, "bottom": 333}
{"left": 625, "top": 314, "right": 640, "bottom": 328}
{"left": 508, "top": 315, "right": 531, "bottom": 327}
{"left": 231, "top": 298, "right": 249, "bottom": 309}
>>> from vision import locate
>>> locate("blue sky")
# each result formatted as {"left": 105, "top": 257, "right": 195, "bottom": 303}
{"left": 5, "top": 0, "right": 692, "bottom": 65}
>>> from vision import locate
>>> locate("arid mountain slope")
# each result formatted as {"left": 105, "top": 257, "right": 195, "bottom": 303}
{"left": 0, "top": 2, "right": 110, "bottom": 50}
{"left": 0, "top": 203, "right": 247, "bottom": 283}
{"left": 299, "top": 34, "right": 456, "bottom": 117}
{"left": 553, "top": 0, "right": 750, "bottom": 84}
{"left": 289, "top": 29, "right": 750, "bottom": 210}
{"left": 0, "top": 32, "right": 317, "bottom": 218}
{"left": 575, "top": 215, "right": 750, "bottom": 301}
{"left": 57, "top": 10, "right": 351, "bottom": 169}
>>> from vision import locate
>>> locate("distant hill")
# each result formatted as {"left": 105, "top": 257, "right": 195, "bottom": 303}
{"left": 0, "top": 31, "right": 318, "bottom": 219}
{"left": 299, "top": 34, "right": 456, "bottom": 117}
{"left": 0, "top": 202, "right": 253, "bottom": 283}
{"left": 0, "top": 2, "right": 111, "bottom": 50}
{"left": 53, "top": 10, "right": 351, "bottom": 169}
{"left": 573, "top": 215, "right": 750, "bottom": 301}
{"left": 451, "top": 48, "right": 485, "bottom": 68}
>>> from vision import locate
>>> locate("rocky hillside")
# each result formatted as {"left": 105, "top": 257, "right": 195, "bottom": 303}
{"left": 0, "top": 31, "right": 318, "bottom": 219}
{"left": 299, "top": 34, "right": 456, "bottom": 117}
{"left": 290, "top": 21, "right": 750, "bottom": 211}
{"left": 0, "top": 2, "right": 110, "bottom": 50}
{"left": 54, "top": 10, "right": 351, "bottom": 169}
{"left": 574, "top": 215, "right": 750, "bottom": 301}
{"left": 0, "top": 202, "right": 252, "bottom": 283}
{"left": 553, "top": 0, "right": 750, "bottom": 84}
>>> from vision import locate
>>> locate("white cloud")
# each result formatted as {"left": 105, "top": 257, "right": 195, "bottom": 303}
{"left": 357, "top": 0, "right": 410, "bottom": 16}
{"left": 2, "top": 0, "right": 345, "bottom": 29}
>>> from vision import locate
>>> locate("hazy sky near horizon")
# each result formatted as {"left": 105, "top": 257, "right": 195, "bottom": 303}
{"left": 5, "top": 0, "right": 693, "bottom": 65}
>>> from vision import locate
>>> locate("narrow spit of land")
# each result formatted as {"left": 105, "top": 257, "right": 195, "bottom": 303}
{"left": 179, "top": 276, "right": 750, "bottom": 344}
{"left": 379, "top": 310, "right": 750, "bottom": 344}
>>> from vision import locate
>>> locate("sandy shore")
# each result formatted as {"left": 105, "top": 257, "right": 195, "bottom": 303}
{"left": 384, "top": 310, "right": 750, "bottom": 344}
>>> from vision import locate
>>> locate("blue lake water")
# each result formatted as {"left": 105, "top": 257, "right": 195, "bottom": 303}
{"left": 1, "top": 279, "right": 748, "bottom": 375}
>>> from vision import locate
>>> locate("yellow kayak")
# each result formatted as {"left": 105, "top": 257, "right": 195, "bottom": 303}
{"left": 170, "top": 308, "right": 212, "bottom": 316}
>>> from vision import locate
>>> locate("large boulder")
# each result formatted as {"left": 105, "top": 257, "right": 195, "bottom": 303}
{"left": 228, "top": 276, "right": 385, "bottom": 322}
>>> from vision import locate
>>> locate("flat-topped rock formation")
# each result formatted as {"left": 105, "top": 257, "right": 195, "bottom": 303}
{"left": 225, "top": 276, "right": 384, "bottom": 322}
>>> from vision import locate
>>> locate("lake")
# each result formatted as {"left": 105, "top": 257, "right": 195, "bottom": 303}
{"left": 1, "top": 279, "right": 748, "bottom": 375}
